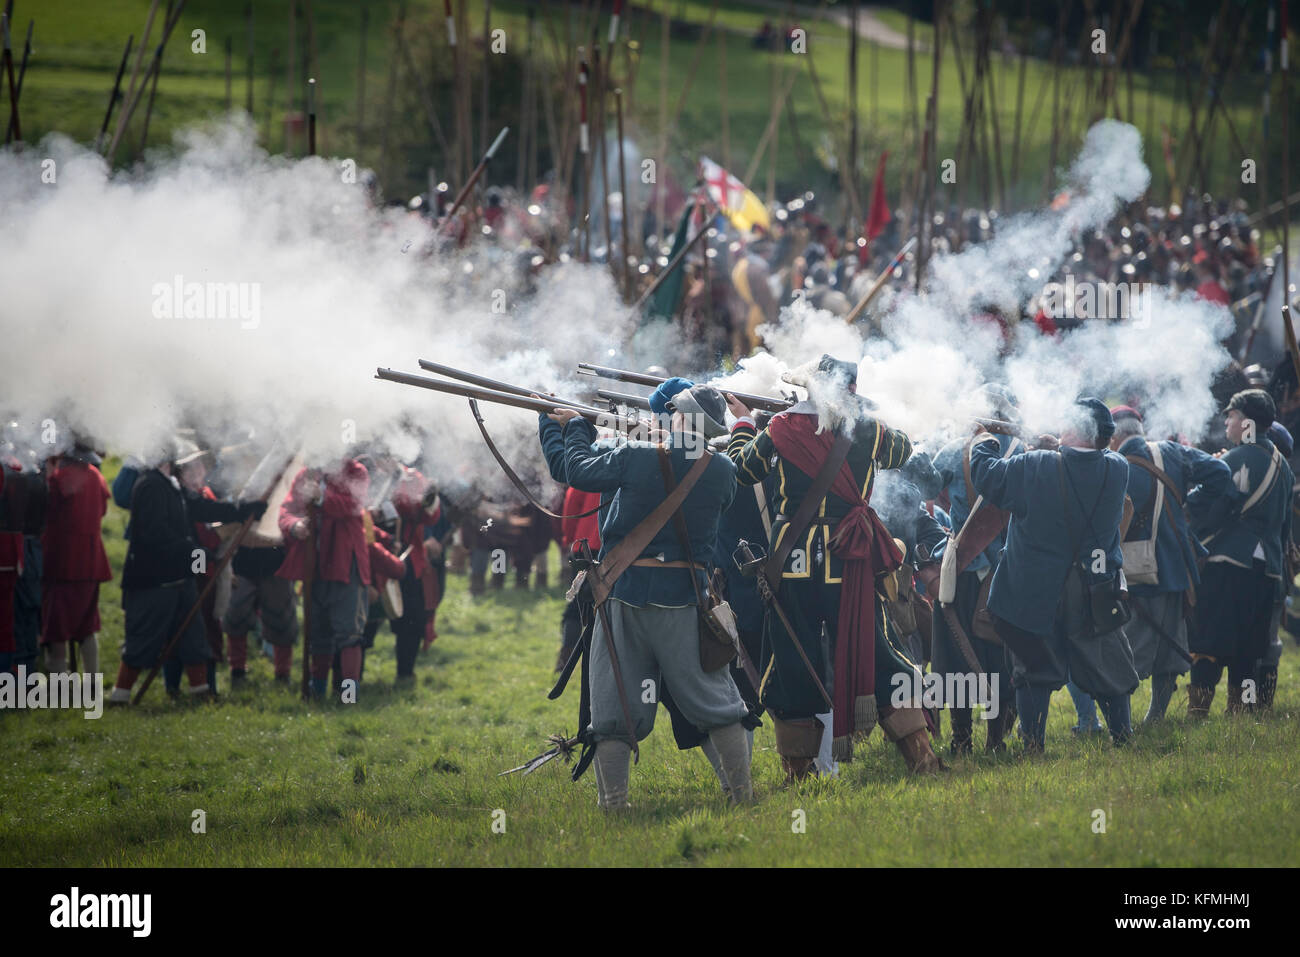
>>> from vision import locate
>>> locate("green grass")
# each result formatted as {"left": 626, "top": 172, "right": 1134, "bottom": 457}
{"left": 13, "top": 1, "right": 1280, "bottom": 211}
{"left": 2, "top": 457, "right": 1299, "bottom": 866}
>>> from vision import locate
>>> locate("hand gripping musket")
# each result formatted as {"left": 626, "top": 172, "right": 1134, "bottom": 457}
{"left": 733, "top": 539, "right": 832, "bottom": 712}
{"left": 575, "top": 361, "right": 797, "bottom": 414}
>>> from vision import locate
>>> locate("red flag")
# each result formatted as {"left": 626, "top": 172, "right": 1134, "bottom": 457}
{"left": 865, "top": 151, "right": 891, "bottom": 241}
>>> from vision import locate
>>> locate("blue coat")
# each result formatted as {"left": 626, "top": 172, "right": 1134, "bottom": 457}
{"left": 970, "top": 441, "right": 1129, "bottom": 636}
{"left": 932, "top": 432, "right": 1022, "bottom": 571}
{"left": 1117, "top": 436, "right": 1227, "bottom": 595}
{"left": 563, "top": 422, "right": 736, "bottom": 608}
{"left": 1190, "top": 437, "right": 1295, "bottom": 584}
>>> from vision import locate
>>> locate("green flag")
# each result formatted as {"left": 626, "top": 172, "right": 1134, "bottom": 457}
{"left": 644, "top": 200, "right": 696, "bottom": 322}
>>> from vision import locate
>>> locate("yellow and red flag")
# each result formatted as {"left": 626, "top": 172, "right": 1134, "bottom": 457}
{"left": 699, "top": 156, "right": 770, "bottom": 234}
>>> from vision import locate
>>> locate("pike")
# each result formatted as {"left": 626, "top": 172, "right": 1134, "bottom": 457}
{"left": 3, "top": 15, "right": 29, "bottom": 145}
{"left": 306, "top": 77, "right": 316, "bottom": 156}
{"left": 97, "top": 34, "right": 133, "bottom": 153}
{"left": 1, "top": 14, "right": 18, "bottom": 143}
{"left": 440, "top": 126, "right": 509, "bottom": 234}
{"left": 576, "top": 361, "right": 796, "bottom": 414}
{"left": 1283, "top": 0, "right": 1299, "bottom": 389}
{"left": 844, "top": 236, "right": 918, "bottom": 325}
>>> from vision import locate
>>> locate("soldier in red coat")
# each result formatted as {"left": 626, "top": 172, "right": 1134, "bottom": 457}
{"left": 278, "top": 459, "right": 372, "bottom": 700}
{"left": 41, "top": 446, "right": 111, "bottom": 676}
{"left": 386, "top": 465, "right": 443, "bottom": 683}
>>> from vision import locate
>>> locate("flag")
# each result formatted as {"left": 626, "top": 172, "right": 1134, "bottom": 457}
{"left": 646, "top": 200, "right": 696, "bottom": 321}
{"left": 699, "top": 156, "right": 770, "bottom": 234}
{"left": 865, "top": 151, "right": 890, "bottom": 241}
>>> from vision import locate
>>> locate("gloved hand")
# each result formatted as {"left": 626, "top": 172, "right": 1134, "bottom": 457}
{"left": 237, "top": 500, "right": 268, "bottom": 522}
{"left": 648, "top": 376, "right": 693, "bottom": 414}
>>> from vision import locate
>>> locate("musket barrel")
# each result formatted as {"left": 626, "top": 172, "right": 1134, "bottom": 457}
{"left": 376, "top": 368, "right": 637, "bottom": 431}
{"left": 577, "top": 361, "right": 795, "bottom": 413}
{"left": 576, "top": 361, "right": 664, "bottom": 387}
{"left": 417, "top": 358, "right": 589, "bottom": 409}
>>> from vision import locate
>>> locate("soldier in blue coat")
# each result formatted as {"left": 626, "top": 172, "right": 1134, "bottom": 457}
{"left": 930, "top": 384, "right": 1025, "bottom": 754}
{"left": 969, "top": 398, "right": 1139, "bottom": 752}
{"left": 1108, "top": 405, "right": 1231, "bottom": 723}
{"left": 550, "top": 384, "right": 752, "bottom": 808}
{"left": 1187, "top": 389, "right": 1295, "bottom": 716}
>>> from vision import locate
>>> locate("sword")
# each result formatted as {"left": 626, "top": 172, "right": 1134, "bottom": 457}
{"left": 734, "top": 539, "right": 832, "bottom": 711}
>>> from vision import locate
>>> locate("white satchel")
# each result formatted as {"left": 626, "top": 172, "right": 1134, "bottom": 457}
{"left": 938, "top": 436, "right": 1019, "bottom": 604}
{"left": 1120, "top": 442, "right": 1164, "bottom": 585}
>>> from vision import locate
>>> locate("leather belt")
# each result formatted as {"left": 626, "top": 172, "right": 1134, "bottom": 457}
{"left": 631, "top": 559, "right": 705, "bottom": 570}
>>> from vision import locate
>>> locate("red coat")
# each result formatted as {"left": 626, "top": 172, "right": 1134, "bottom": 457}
{"left": 41, "top": 459, "right": 110, "bottom": 583}
{"left": 276, "top": 461, "right": 373, "bottom": 585}
{"left": 561, "top": 487, "right": 602, "bottom": 556}
{"left": 391, "top": 467, "right": 441, "bottom": 580}
{"left": 368, "top": 528, "right": 406, "bottom": 581}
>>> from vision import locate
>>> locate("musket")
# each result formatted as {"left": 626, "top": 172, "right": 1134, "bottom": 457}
{"left": 844, "top": 235, "right": 917, "bottom": 325}
{"left": 973, "top": 416, "right": 1022, "bottom": 436}
{"left": 576, "top": 361, "right": 796, "bottom": 413}
{"left": 596, "top": 387, "right": 651, "bottom": 410}
{"left": 376, "top": 368, "right": 640, "bottom": 431}
{"left": 415, "top": 358, "right": 591, "bottom": 410}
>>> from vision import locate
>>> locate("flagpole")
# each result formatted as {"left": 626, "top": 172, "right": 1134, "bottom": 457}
{"left": 1281, "top": 0, "right": 1299, "bottom": 386}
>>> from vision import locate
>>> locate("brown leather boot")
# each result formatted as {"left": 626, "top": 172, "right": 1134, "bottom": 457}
{"left": 773, "top": 717, "right": 823, "bottom": 785}
{"left": 1226, "top": 683, "right": 1245, "bottom": 715}
{"left": 881, "top": 706, "right": 946, "bottom": 775}
{"left": 897, "top": 728, "right": 945, "bottom": 774}
{"left": 780, "top": 755, "right": 817, "bottom": 783}
{"left": 1187, "top": 684, "right": 1213, "bottom": 719}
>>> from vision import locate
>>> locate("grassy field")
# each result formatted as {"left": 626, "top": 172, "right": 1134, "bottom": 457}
{"left": 13, "top": 1, "right": 1279, "bottom": 212}
{"left": 2, "top": 458, "right": 1299, "bottom": 867}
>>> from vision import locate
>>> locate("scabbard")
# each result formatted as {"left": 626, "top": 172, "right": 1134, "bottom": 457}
{"left": 759, "top": 571, "right": 834, "bottom": 712}
{"left": 939, "top": 601, "right": 985, "bottom": 674}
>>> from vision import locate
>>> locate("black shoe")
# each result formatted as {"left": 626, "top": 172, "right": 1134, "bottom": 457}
{"left": 165, "top": 686, "right": 181, "bottom": 701}
{"left": 230, "top": 669, "right": 248, "bottom": 689}
{"left": 274, "top": 674, "right": 290, "bottom": 686}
